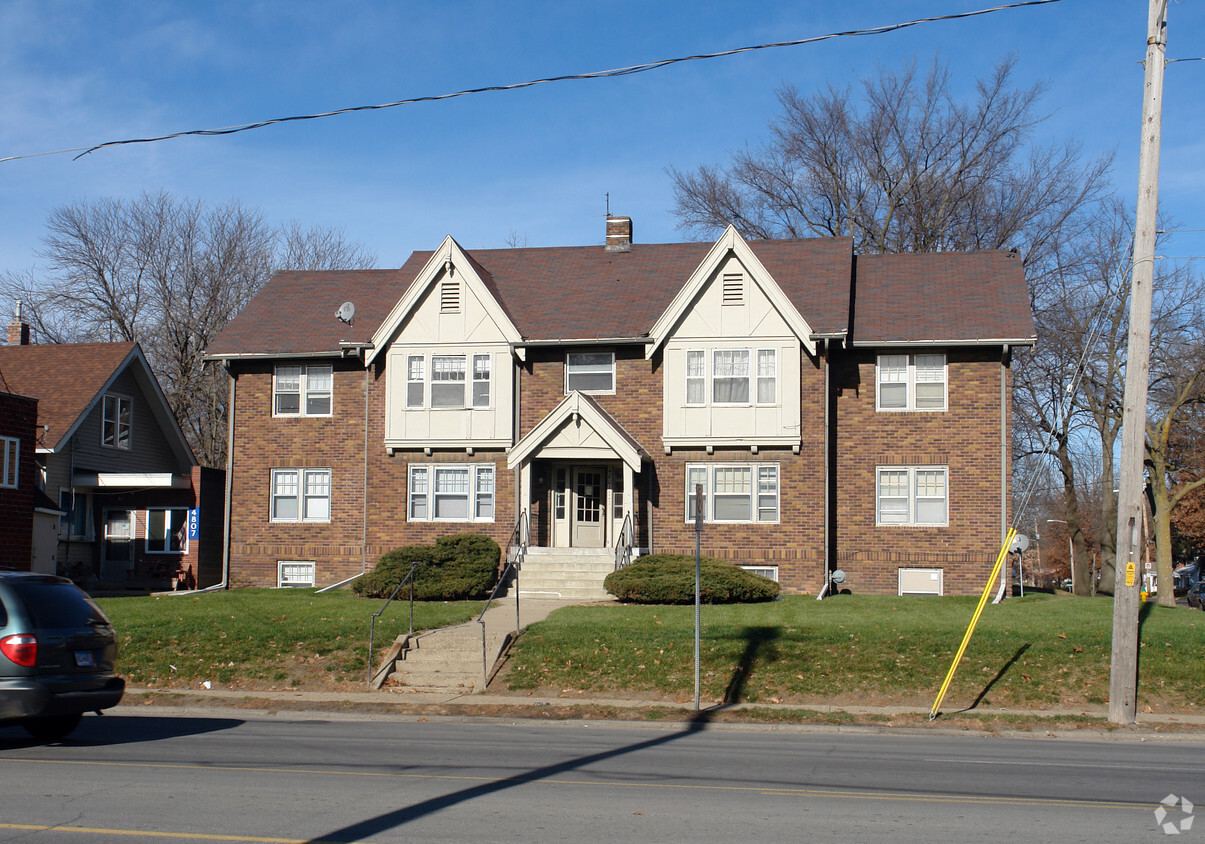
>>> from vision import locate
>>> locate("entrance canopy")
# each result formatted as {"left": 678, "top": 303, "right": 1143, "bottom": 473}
{"left": 508, "top": 392, "right": 647, "bottom": 471}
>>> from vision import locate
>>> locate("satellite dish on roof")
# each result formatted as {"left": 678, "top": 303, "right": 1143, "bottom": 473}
{"left": 335, "top": 301, "right": 355, "bottom": 324}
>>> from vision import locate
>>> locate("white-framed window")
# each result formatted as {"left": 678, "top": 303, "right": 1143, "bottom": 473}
{"left": 146, "top": 508, "right": 188, "bottom": 553}
{"left": 59, "top": 489, "right": 92, "bottom": 539}
{"left": 408, "top": 464, "right": 495, "bottom": 522}
{"left": 403, "top": 352, "right": 495, "bottom": 410}
{"left": 431, "top": 355, "right": 467, "bottom": 407}
{"left": 102, "top": 394, "right": 132, "bottom": 449}
{"left": 876, "top": 466, "right": 948, "bottom": 526}
{"left": 271, "top": 468, "right": 331, "bottom": 522}
{"left": 876, "top": 353, "right": 947, "bottom": 411}
{"left": 0, "top": 435, "right": 17, "bottom": 489}
{"left": 898, "top": 567, "right": 944, "bottom": 596}
{"left": 685, "top": 463, "right": 779, "bottom": 524}
{"left": 566, "top": 351, "right": 615, "bottom": 394}
{"left": 686, "top": 347, "right": 778, "bottom": 406}
{"left": 278, "top": 561, "right": 316, "bottom": 588}
{"left": 406, "top": 355, "right": 425, "bottom": 408}
{"left": 472, "top": 354, "right": 491, "bottom": 408}
{"left": 274, "top": 364, "right": 333, "bottom": 416}
{"left": 740, "top": 565, "right": 779, "bottom": 583}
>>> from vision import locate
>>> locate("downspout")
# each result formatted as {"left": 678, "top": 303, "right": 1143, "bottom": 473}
{"left": 818, "top": 339, "right": 831, "bottom": 600}
{"left": 993, "top": 346, "right": 1009, "bottom": 603}
{"left": 513, "top": 352, "right": 522, "bottom": 533}
{"left": 362, "top": 364, "right": 370, "bottom": 575}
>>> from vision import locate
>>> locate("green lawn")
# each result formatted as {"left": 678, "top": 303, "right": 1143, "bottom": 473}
{"left": 501, "top": 593, "right": 1205, "bottom": 711}
{"left": 96, "top": 589, "right": 478, "bottom": 689}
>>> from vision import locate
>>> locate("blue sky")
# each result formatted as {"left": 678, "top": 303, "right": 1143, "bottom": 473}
{"left": 1, "top": 1, "right": 1202, "bottom": 273}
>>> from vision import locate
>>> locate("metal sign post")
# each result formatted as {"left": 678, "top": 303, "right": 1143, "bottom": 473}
{"left": 694, "top": 484, "right": 703, "bottom": 712}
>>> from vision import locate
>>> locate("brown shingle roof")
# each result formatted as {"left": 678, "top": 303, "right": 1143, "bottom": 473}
{"left": 0, "top": 342, "right": 137, "bottom": 448}
{"left": 209, "top": 237, "right": 857, "bottom": 355}
{"left": 851, "top": 251, "right": 1034, "bottom": 345}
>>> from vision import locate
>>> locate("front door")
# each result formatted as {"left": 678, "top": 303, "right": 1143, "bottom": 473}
{"left": 571, "top": 466, "right": 605, "bottom": 547}
{"left": 101, "top": 509, "right": 134, "bottom": 581}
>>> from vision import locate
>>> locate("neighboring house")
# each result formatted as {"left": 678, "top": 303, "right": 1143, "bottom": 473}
{"left": 208, "top": 218, "right": 1034, "bottom": 596}
{"left": 0, "top": 389, "right": 37, "bottom": 571}
{"left": 0, "top": 310, "right": 224, "bottom": 588}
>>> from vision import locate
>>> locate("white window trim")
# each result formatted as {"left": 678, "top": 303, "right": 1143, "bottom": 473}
{"left": 145, "top": 508, "right": 189, "bottom": 554}
{"left": 875, "top": 465, "right": 949, "bottom": 527}
{"left": 273, "top": 364, "right": 334, "bottom": 418}
{"left": 403, "top": 353, "right": 494, "bottom": 410}
{"left": 875, "top": 353, "right": 948, "bottom": 412}
{"left": 101, "top": 393, "right": 133, "bottom": 450}
{"left": 270, "top": 468, "right": 332, "bottom": 523}
{"left": 739, "top": 564, "right": 779, "bottom": 582}
{"left": 684, "top": 463, "right": 779, "bottom": 525}
{"left": 685, "top": 347, "right": 779, "bottom": 408}
{"left": 0, "top": 435, "right": 17, "bottom": 489}
{"left": 565, "top": 351, "right": 616, "bottom": 395}
{"left": 408, "top": 463, "right": 496, "bottom": 523}
{"left": 278, "top": 561, "right": 316, "bottom": 588}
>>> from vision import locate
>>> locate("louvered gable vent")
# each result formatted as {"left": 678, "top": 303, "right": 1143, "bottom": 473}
{"left": 722, "top": 273, "right": 744, "bottom": 306}
{"left": 440, "top": 280, "right": 461, "bottom": 313}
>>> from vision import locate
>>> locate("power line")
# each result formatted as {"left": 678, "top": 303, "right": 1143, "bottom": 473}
{"left": 0, "top": 0, "right": 1065, "bottom": 165}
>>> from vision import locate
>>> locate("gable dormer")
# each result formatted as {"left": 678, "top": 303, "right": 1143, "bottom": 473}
{"left": 649, "top": 227, "right": 814, "bottom": 450}
{"left": 370, "top": 236, "right": 522, "bottom": 451}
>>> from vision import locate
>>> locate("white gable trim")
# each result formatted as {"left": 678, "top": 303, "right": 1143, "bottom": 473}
{"left": 366, "top": 235, "right": 522, "bottom": 366}
{"left": 507, "top": 392, "right": 644, "bottom": 472}
{"left": 51, "top": 345, "right": 196, "bottom": 467}
{"left": 646, "top": 226, "right": 815, "bottom": 359}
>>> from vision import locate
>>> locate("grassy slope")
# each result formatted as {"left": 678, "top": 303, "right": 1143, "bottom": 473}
{"left": 501, "top": 594, "right": 1205, "bottom": 711}
{"left": 97, "top": 589, "right": 478, "bottom": 690}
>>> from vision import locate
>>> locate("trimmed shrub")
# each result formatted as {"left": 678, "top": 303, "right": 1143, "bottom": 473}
{"left": 353, "top": 534, "right": 501, "bottom": 600}
{"left": 603, "top": 554, "right": 780, "bottom": 604}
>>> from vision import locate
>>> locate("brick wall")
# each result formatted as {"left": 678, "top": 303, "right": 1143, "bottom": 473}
{"left": 831, "top": 348, "right": 1011, "bottom": 595}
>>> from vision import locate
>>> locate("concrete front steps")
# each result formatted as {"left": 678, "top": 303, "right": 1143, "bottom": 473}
{"left": 376, "top": 622, "right": 504, "bottom": 694}
{"left": 512, "top": 547, "right": 615, "bottom": 601}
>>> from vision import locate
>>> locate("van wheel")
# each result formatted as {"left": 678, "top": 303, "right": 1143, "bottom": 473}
{"left": 23, "top": 714, "right": 83, "bottom": 740}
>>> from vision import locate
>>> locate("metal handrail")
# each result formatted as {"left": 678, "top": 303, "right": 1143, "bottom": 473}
{"left": 477, "top": 510, "right": 528, "bottom": 691}
{"left": 366, "top": 562, "right": 419, "bottom": 684}
{"left": 613, "top": 512, "right": 634, "bottom": 570}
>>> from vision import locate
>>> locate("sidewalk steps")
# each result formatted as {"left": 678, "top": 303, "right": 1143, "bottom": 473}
{"left": 509, "top": 549, "right": 615, "bottom": 601}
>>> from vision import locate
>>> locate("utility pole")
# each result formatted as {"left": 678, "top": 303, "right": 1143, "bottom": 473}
{"left": 1109, "top": 0, "right": 1166, "bottom": 725}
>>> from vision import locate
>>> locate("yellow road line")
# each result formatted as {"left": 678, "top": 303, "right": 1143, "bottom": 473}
{"left": 0, "top": 824, "right": 304, "bottom": 843}
{"left": 3, "top": 756, "right": 1150, "bottom": 813}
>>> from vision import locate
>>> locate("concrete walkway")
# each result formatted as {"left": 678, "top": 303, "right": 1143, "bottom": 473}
{"left": 380, "top": 596, "right": 607, "bottom": 694}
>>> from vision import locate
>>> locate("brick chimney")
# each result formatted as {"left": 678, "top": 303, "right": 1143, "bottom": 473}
{"left": 604, "top": 216, "right": 633, "bottom": 253}
{"left": 7, "top": 300, "right": 30, "bottom": 345}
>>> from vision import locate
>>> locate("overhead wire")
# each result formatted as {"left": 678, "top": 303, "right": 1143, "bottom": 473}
{"left": 0, "top": 0, "right": 1065, "bottom": 164}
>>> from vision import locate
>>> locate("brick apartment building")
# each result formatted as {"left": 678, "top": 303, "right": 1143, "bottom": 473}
{"left": 208, "top": 220, "right": 1034, "bottom": 595}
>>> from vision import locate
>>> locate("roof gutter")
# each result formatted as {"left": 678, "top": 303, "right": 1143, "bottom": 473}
{"left": 204, "top": 350, "right": 358, "bottom": 362}
{"left": 847, "top": 336, "right": 1036, "bottom": 348}
{"left": 512, "top": 337, "right": 651, "bottom": 348}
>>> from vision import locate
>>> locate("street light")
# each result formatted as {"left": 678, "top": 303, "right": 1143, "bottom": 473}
{"left": 1048, "top": 519, "right": 1074, "bottom": 592}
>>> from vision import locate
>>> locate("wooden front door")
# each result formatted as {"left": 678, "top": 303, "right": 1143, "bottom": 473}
{"left": 571, "top": 466, "right": 605, "bottom": 547}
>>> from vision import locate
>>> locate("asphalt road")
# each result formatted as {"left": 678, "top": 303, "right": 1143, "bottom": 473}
{"left": 1, "top": 710, "right": 1201, "bottom": 842}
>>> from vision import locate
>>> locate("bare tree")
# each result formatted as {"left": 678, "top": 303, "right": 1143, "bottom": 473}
{"left": 670, "top": 56, "right": 1111, "bottom": 270}
{"left": 1, "top": 191, "right": 376, "bottom": 466}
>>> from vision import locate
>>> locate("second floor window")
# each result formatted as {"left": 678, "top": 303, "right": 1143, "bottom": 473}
{"left": 274, "top": 365, "right": 333, "bottom": 416}
{"left": 102, "top": 394, "right": 132, "bottom": 449}
{"left": 877, "top": 353, "right": 946, "bottom": 411}
{"left": 406, "top": 354, "right": 492, "bottom": 409}
{"left": 685, "top": 348, "right": 777, "bottom": 406}
{"left": 0, "top": 436, "right": 17, "bottom": 488}
{"left": 566, "top": 352, "right": 614, "bottom": 394}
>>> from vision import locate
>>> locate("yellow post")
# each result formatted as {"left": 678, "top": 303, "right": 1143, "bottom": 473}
{"left": 928, "top": 528, "right": 1017, "bottom": 719}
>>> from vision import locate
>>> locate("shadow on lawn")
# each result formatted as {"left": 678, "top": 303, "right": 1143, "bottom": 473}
{"left": 956, "top": 643, "right": 1031, "bottom": 713}
{"left": 720, "top": 626, "right": 780, "bottom": 706}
